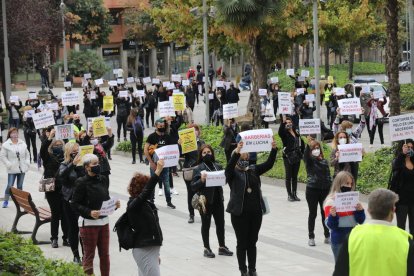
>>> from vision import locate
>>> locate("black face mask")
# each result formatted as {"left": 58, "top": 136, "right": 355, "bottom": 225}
{"left": 340, "top": 186, "right": 352, "bottom": 193}
{"left": 157, "top": 127, "right": 165, "bottom": 133}
{"left": 202, "top": 154, "right": 213, "bottom": 164}
{"left": 70, "top": 153, "right": 78, "bottom": 159}
{"left": 74, "top": 119, "right": 80, "bottom": 124}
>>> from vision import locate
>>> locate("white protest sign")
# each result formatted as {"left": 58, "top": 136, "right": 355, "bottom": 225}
{"left": 338, "top": 98, "right": 361, "bottom": 115}
{"left": 63, "top": 81, "right": 72, "bottom": 88}
{"left": 24, "top": 110, "right": 35, "bottom": 118}
{"left": 298, "top": 76, "right": 305, "bottom": 82}
{"left": 152, "top": 78, "right": 160, "bottom": 84}
{"left": 163, "top": 81, "right": 170, "bottom": 87}
{"left": 28, "top": 93, "right": 37, "bottom": 100}
{"left": 286, "top": 69, "right": 295, "bottom": 76}
{"left": 299, "top": 119, "right": 321, "bottom": 135}
{"left": 335, "top": 192, "right": 359, "bottom": 212}
{"left": 32, "top": 111, "right": 56, "bottom": 129}
{"left": 90, "top": 91, "right": 97, "bottom": 100}
{"left": 278, "top": 92, "right": 292, "bottom": 114}
{"left": 205, "top": 170, "right": 226, "bottom": 187}
{"left": 334, "top": 87, "right": 346, "bottom": 96}
{"left": 224, "top": 82, "right": 232, "bottom": 89}
{"left": 94, "top": 78, "right": 103, "bottom": 86}
{"left": 373, "top": 91, "right": 383, "bottom": 99}
{"left": 54, "top": 124, "right": 74, "bottom": 140}
{"left": 209, "top": 93, "right": 214, "bottom": 100}
{"left": 338, "top": 143, "right": 363, "bottom": 163}
{"left": 361, "top": 85, "right": 370, "bottom": 94}
{"left": 171, "top": 74, "right": 181, "bottom": 82}
{"left": 239, "top": 129, "right": 273, "bottom": 153}
{"left": 216, "top": 81, "right": 224, "bottom": 88}
{"left": 84, "top": 73, "right": 91, "bottom": 79}
{"left": 119, "top": 90, "right": 128, "bottom": 98}
{"left": 99, "top": 198, "right": 118, "bottom": 216}
{"left": 136, "top": 90, "right": 145, "bottom": 97}
{"left": 271, "top": 77, "right": 279, "bottom": 84}
{"left": 223, "top": 103, "right": 239, "bottom": 119}
{"left": 108, "top": 80, "right": 118, "bottom": 87}
{"left": 61, "top": 91, "right": 79, "bottom": 106}
{"left": 47, "top": 102, "right": 59, "bottom": 111}
{"left": 10, "top": 96, "right": 19, "bottom": 104}
{"left": 182, "top": 79, "right": 190, "bottom": 87}
{"left": 301, "top": 70, "right": 310, "bottom": 77}
{"left": 117, "top": 78, "right": 125, "bottom": 84}
{"left": 167, "top": 83, "right": 175, "bottom": 90}
{"left": 158, "top": 101, "right": 176, "bottom": 117}
{"left": 389, "top": 113, "right": 414, "bottom": 142}
{"left": 305, "top": 94, "right": 315, "bottom": 102}
{"left": 296, "top": 88, "right": 305, "bottom": 95}
{"left": 259, "top": 89, "right": 267, "bottom": 96}
{"left": 113, "top": 69, "right": 119, "bottom": 75}
{"left": 154, "top": 144, "right": 180, "bottom": 168}
{"left": 127, "top": 77, "right": 135, "bottom": 83}
{"left": 143, "top": 77, "right": 151, "bottom": 84}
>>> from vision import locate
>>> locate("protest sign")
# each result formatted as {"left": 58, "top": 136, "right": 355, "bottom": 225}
{"left": 278, "top": 92, "right": 292, "bottom": 114}
{"left": 113, "top": 69, "right": 119, "bottom": 75}
{"left": 259, "top": 89, "right": 267, "bottom": 96}
{"left": 271, "top": 77, "right": 279, "bottom": 84}
{"left": 10, "top": 96, "right": 19, "bottom": 104}
{"left": 163, "top": 81, "right": 170, "bottom": 87}
{"left": 24, "top": 110, "right": 35, "bottom": 118}
{"left": 389, "top": 113, "right": 414, "bottom": 142}
{"left": 373, "top": 90, "right": 383, "bottom": 99}
{"left": 286, "top": 69, "right": 294, "bottom": 76}
{"left": 87, "top": 117, "right": 111, "bottom": 130}
{"left": 28, "top": 93, "right": 37, "bottom": 100}
{"left": 152, "top": 78, "right": 160, "bottom": 84}
{"left": 172, "top": 92, "right": 186, "bottom": 111}
{"left": 90, "top": 91, "right": 96, "bottom": 100}
{"left": 299, "top": 119, "right": 321, "bottom": 135}
{"left": 136, "top": 90, "right": 145, "bottom": 97}
{"left": 205, "top": 170, "right": 226, "bottom": 187}
{"left": 298, "top": 76, "right": 305, "bottom": 82}
{"left": 301, "top": 70, "right": 310, "bottom": 77}
{"left": 127, "top": 77, "right": 135, "bottom": 83}
{"left": 63, "top": 81, "right": 72, "bottom": 88}
{"left": 223, "top": 103, "right": 238, "bottom": 119}
{"left": 224, "top": 82, "right": 231, "bottom": 89}
{"left": 108, "top": 80, "right": 117, "bottom": 87}
{"left": 338, "top": 98, "right": 361, "bottom": 115}
{"left": 171, "top": 74, "right": 181, "bottom": 82}
{"left": 167, "top": 83, "right": 175, "bottom": 90}
{"left": 54, "top": 124, "right": 74, "bottom": 140}
{"left": 335, "top": 192, "right": 359, "bottom": 212}
{"left": 334, "top": 87, "right": 346, "bottom": 96}
{"left": 178, "top": 128, "right": 197, "bottom": 154}
{"left": 305, "top": 94, "right": 315, "bottom": 102}
{"left": 92, "top": 117, "right": 108, "bottom": 137}
{"left": 159, "top": 101, "right": 175, "bottom": 117}
{"left": 103, "top": 96, "right": 114, "bottom": 111}
{"left": 117, "top": 78, "right": 125, "bottom": 84}
{"left": 79, "top": 145, "right": 94, "bottom": 158}
{"left": 143, "top": 77, "right": 151, "bottom": 84}
{"left": 239, "top": 129, "right": 273, "bottom": 153}
{"left": 338, "top": 143, "right": 363, "bottom": 163}
{"left": 216, "top": 81, "right": 224, "bottom": 88}
{"left": 182, "top": 79, "right": 190, "bottom": 86}
{"left": 361, "top": 85, "right": 370, "bottom": 94}
{"left": 94, "top": 78, "right": 103, "bottom": 86}
{"left": 209, "top": 93, "right": 214, "bottom": 100}
{"left": 99, "top": 198, "right": 118, "bottom": 216}
{"left": 61, "top": 91, "right": 79, "bottom": 106}
{"left": 32, "top": 111, "right": 55, "bottom": 129}
{"left": 154, "top": 144, "right": 180, "bottom": 167}
{"left": 47, "top": 102, "right": 59, "bottom": 111}
{"left": 296, "top": 88, "right": 305, "bottom": 95}
{"left": 119, "top": 90, "right": 128, "bottom": 98}
{"left": 84, "top": 73, "right": 91, "bottom": 79}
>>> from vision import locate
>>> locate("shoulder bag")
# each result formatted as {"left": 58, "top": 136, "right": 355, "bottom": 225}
{"left": 39, "top": 176, "right": 55, "bottom": 192}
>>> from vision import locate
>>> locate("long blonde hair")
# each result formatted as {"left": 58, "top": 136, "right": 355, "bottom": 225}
{"left": 324, "top": 171, "right": 355, "bottom": 207}
{"left": 64, "top": 142, "right": 79, "bottom": 163}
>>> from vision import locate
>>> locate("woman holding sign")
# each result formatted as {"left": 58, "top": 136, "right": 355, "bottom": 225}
{"left": 225, "top": 140, "right": 277, "bottom": 276}
{"left": 330, "top": 131, "right": 358, "bottom": 181}
{"left": 367, "top": 95, "right": 388, "bottom": 147}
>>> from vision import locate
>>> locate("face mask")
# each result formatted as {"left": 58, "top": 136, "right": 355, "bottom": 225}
{"left": 52, "top": 146, "right": 64, "bottom": 156}
{"left": 338, "top": 138, "right": 347, "bottom": 145}
{"left": 90, "top": 139, "right": 99, "bottom": 146}
{"left": 202, "top": 154, "right": 213, "bottom": 164}
{"left": 286, "top": 124, "right": 292, "bottom": 130}
{"left": 311, "top": 149, "right": 320, "bottom": 157}
{"left": 237, "top": 159, "right": 249, "bottom": 169}
{"left": 157, "top": 127, "right": 166, "bottom": 133}
{"left": 340, "top": 186, "right": 352, "bottom": 193}
{"left": 90, "top": 165, "right": 101, "bottom": 175}
{"left": 346, "top": 128, "right": 352, "bottom": 135}
{"left": 74, "top": 119, "right": 80, "bottom": 124}
{"left": 407, "top": 149, "right": 414, "bottom": 157}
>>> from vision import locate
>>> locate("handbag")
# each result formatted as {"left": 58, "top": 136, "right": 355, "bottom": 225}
{"left": 39, "top": 176, "right": 56, "bottom": 192}
{"left": 183, "top": 166, "right": 197, "bottom": 182}
{"left": 284, "top": 148, "right": 302, "bottom": 165}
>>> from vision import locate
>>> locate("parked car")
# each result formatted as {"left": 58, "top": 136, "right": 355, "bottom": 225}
{"left": 399, "top": 61, "right": 410, "bottom": 71}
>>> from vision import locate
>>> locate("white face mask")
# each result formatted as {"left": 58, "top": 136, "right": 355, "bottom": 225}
{"left": 90, "top": 139, "right": 99, "bottom": 146}
{"left": 311, "top": 149, "right": 320, "bottom": 157}
{"left": 346, "top": 128, "right": 352, "bottom": 135}
{"left": 339, "top": 138, "right": 347, "bottom": 145}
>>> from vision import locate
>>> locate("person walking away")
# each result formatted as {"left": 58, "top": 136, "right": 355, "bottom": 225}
{"left": 0, "top": 128, "right": 30, "bottom": 208}
{"left": 127, "top": 109, "right": 145, "bottom": 164}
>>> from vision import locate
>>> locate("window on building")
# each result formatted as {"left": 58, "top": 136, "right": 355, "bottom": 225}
{"left": 175, "top": 48, "right": 191, "bottom": 74}
{"left": 110, "top": 9, "right": 121, "bottom": 25}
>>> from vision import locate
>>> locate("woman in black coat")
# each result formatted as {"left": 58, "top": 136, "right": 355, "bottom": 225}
{"left": 22, "top": 115, "right": 38, "bottom": 162}
{"left": 225, "top": 140, "right": 277, "bottom": 276}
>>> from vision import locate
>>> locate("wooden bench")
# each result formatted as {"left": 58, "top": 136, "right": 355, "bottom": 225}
{"left": 10, "top": 187, "right": 51, "bottom": 244}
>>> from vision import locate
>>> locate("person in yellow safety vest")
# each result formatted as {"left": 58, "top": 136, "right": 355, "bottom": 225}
{"left": 333, "top": 188, "right": 414, "bottom": 276}
{"left": 324, "top": 82, "right": 335, "bottom": 127}
{"left": 70, "top": 114, "right": 84, "bottom": 143}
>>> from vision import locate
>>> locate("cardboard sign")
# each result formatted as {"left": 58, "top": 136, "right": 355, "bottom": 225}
{"left": 94, "top": 78, "right": 103, "bottom": 86}
{"left": 159, "top": 101, "right": 175, "bottom": 117}
{"left": 127, "top": 77, "right": 135, "bottom": 83}
{"left": 117, "top": 78, "right": 125, "bottom": 84}
{"left": 24, "top": 110, "right": 35, "bottom": 118}
{"left": 389, "top": 113, "right": 414, "bottom": 142}
{"left": 286, "top": 69, "right": 294, "bottom": 76}
{"left": 301, "top": 70, "right": 310, "bottom": 78}
{"left": 152, "top": 78, "right": 160, "bottom": 84}
{"left": 296, "top": 88, "right": 305, "bottom": 95}
{"left": 119, "top": 90, "right": 128, "bottom": 98}
{"left": 299, "top": 119, "right": 321, "bottom": 135}
{"left": 239, "top": 129, "right": 273, "bottom": 153}
{"left": 143, "top": 77, "right": 151, "bottom": 84}
{"left": 373, "top": 91, "right": 383, "bottom": 99}
{"left": 61, "top": 91, "right": 79, "bottom": 106}
{"left": 79, "top": 145, "right": 94, "bottom": 158}
{"left": 92, "top": 117, "right": 108, "bottom": 137}
{"left": 223, "top": 103, "right": 238, "bottom": 119}
{"left": 172, "top": 92, "right": 186, "bottom": 111}
{"left": 216, "top": 81, "right": 224, "bottom": 88}
{"left": 334, "top": 87, "right": 346, "bottom": 96}
{"left": 338, "top": 98, "right": 361, "bottom": 115}
{"left": 154, "top": 144, "right": 180, "bottom": 168}
{"left": 136, "top": 90, "right": 145, "bottom": 97}
{"left": 182, "top": 79, "right": 190, "bottom": 87}
{"left": 259, "top": 89, "right": 267, "bottom": 96}
{"left": 335, "top": 192, "right": 359, "bottom": 212}
{"left": 84, "top": 73, "right": 91, "bottom": 79}
{"left": 63, "top": 81, "right": 72, "bottom": 88}
{"left": 47, "top": 102, "right": 59, "bottom": 111}
{"left": 99, "top": 198, "right": 118, "bottom": 216}
{"left": 103, "top": 96, "right": 114, "bottom": 111}
{"left": 271, "top": 77, "right": 279, "bottom": 84}
{"left": 178, "top": 128, "right": 197, "bottom": 154}
{"left": 278, "top": 92, "right": 292, "bottom": 114}
{"left": 205, "top": 170, "right": 226, "bottom": 187}
{"left": 171, "top": 74, "right": 181, "bottom": 82}
{"left": 305, "top": 94, "right": 315, "bottom": 102}
{"left": 108, "top": 80, "right": 118, "bottom": 87}
{"left": 32, "top": 111, "right": 55, "bottom": 129}
{"left": 28, "top": 93, "right": 37, "bottom": 100}
{"left": 338, "top": 143, "right": 363, "bottom": 163}
{"left": 54, "top": 124, "right": 74, "bottom": 140}
{"left": 10, "top": 96, "right": 19, "bottom": 104}
{"left": 162, "top": 81, "right": 170, "bottom": 88}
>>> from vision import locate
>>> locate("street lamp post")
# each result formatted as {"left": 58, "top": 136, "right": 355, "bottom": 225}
{"left": 2, "top": 0, "right": 11, "bottom": 101}
{"left": 408, "top": 0, "right": 414, "bottom": 83}
{"left": 202, "top": 0, "right": 210, "bottom": 125}
{"left": 312, "top": 0, "right": 321, "bottom": 141}
{"left": 60, "top": 1, "right": 68, "bottom": 79}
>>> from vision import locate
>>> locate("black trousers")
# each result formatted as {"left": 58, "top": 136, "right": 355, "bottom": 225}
{"left": 396, "top": 204, "right": 414, "bottom": 235}
{"left": 200, "top": 199, "right": 225, "bottom": 250}
{"left": 185, "top": 179, "right": 195, "bottom": 217}
{"left": 145, "top": 108, "right": 155, "bottom": 127}
{"left": 62, "top": 199, "right": 81, "bottom": 257}
{"left": 231, "top": 210, "right": 263, "bottom": 272}
{"left": 369, "top": 119, "right": 384, "bottom": 144}
{"left": 116, "top": 115, "right": 127, "bottom": 139}
{"left": 305, "top": 187, "right": 330, "bottom": 239}
{"left": 130, "top": 133, "right": 143, "bottom": 162}
{"left": 45, "top": 191, "right": 68, "bottom": 241}
{"left": 283, "top": 158, "right": 300, "bottom": 196}
{"left": 24, "top": 132, "right": 37, "bottom": 162}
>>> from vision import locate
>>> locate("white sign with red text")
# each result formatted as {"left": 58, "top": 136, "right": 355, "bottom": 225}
{"left": 338, "top": 143, "right": 363, "bottom": 163}
{"left": 299, "top": 119, "right": 321, "bottom": 135}
{"left": 205, "top": 170, "right": 226, "bottom": 187}
{"left": 389, "top": 113, "right": 414, "bottom": 142}
{"left": 335, "top": 192, "right": 359, "bottom": 212}
{"left": 154, "top": 144, "right": 180, "bottom": 168}
{"left": 239, "top": 129, "right": 273, "bottom": 153}
{"left": 338, "top": 98, "right": 361, "bottom": 115}
{"left": 278, "top": 92, "right": 292, "bottom": 115}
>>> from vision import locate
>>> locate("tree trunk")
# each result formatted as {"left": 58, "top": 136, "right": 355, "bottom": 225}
{"left": 385, "top": 0, "right": 400, "bottom": 116}
{"left": 305, "top": 42, "right": 310, "bottom": 67}
{"left": 348, "top": 43, "right": 355, "bottom": 80}
{"left": 294, "top": 43, "right": 300, "bottom": 70}
{"left": 135, "top": 45, "right": 140, "bottom": 78}
{"left": 324, "top": 45, "right": 330, "bottom": 76}
{"left": 359, "top": 45, "right": 363, "bottom": 62}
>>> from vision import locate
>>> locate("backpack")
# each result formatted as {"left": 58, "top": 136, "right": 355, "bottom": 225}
{"left": 113, "top": 212, "right": 136, "bottom": 251}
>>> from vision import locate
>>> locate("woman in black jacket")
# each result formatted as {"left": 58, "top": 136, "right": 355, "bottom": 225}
{"left": 127, "top": 160, "right": 165, "bottom": 276}
{"left": 226, "top": 140, "right": 277, "bottom": 276}
{"left": 116, "top": 96, "right": 131, "bottom": 142}
{"left": 40, "top": 128, "right": 68, "bottom": 248}
{"left": 279, "top": 115, "right": 305, "bottom": 201}
{"left": 126, "top": 109, "right": 145, "bottom": 164}
{"left": 303, "top": 136, "right": 332, "bottom": 246}
{"left": 192, "top": 144, "right": 233, "bottom": 258}
{"left": 22, "top": 115, "right": 38, "bottom": 162}
{"left": 56, "top": 142, "right": 84, "bottom": 263}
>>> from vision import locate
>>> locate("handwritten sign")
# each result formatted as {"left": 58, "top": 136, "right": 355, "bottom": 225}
{"left": 152, "top": 78, "right": 160, "bottom": 84}
{"left": 299, "top": 119, "right": 321, "bottom": 135}
{"left": 208, "top": 93, "right": 214, "bottom": 100}
{"left": 154, "top": 144, "right": 180, "bottom": 168}
{"left": 301, "top": 70, "right": 310, "bottom": 77}
{"left": 271, "top": 77, "right": 279, "bottom": 84}
{"left": 172, "top": 92, "right": 186, "bottom": 111}
{"left": 103, "top": 96, "right": 114, "bottom": 112}
{"left": 94, "top": 78, "right": 103, "bottom": 86}
{"left": 143, "top": 77, "right": 151, "bottom": 84}
{"left": 286, "top": 69, "right": 294, "bottom": 76}
{"left": 296, "top": 88, "right": 305, "bottom": 95}
{"left": 159, "top": 101, "right": 176, "bottom": 117}
{"left": 334, "top": 87, "right": 346, "bottom": 96}
{"left": 84, "top": 73, "right": 91, "bottom": 79}
{"left": 223, "top": 103, "right": 238, "bottom": 119}
{"left": 205, "top": 170, "right": 226, "bottom": 187}
{"left": 335, "top": 192, "right": 359, "bottom": 212}
{"left": 305, "top": 94, "right": 315, "bottom": 102}
{"left": 47, "top": 102, "right": 59, "bottom": 111}
{"left": 135, "top": 90, "right": 145, "bottom": 97}
{"left": 54, "top": 124, "right": 74, "bottom": 140}
{"left": 389, "top": 113, "right": 414, "bottom": 142}
{"left": 338, "top": 98, "right": 361, "bottom": 115}
{"left": 338, "top": 143, "right": 363, "bottom": 163}
{"left": 119, "top": 90, "right": 128, "bottom": 98}
{"left": 239, "top": 129, "right": 273, "bottom": 153}
{"left": 108, "top": 80, "right": 118, "bottom": 87}
{"left": 87, "top": 117, "right": 111, "bottom": 131}
{"left": 127, "top": 77, "right": 135, "bottom": 83}
{"left": 298, "top": 76, "right": 305, "bottom": 82}
{"left": 80, "top": 145, "right": 94, "bottom": 158}
{"left": 178, "top": 128, "right": 197, "bottom": 154}
{"left": 182, "top": 79, "right": 190, "bottom": 86}
{"left": 61, "top": 91, "right": 79, "bottom": 106}
{"left": 32, "top": 111, "right": 55, "bottom": 129}
{"left": 162, "top": 81, "right": 170, "bottom": 88}
{"left": 63, "top": 81, "right": 72, "bottom": 88}
{"left": 10, "top": 96, "right": 19, "bottom": 104}
{"left": 171, "top": 74, "right": 181, "bottom": 82}
{"left": 117, "top": 78, "right": 125, "bottom": 84}
{"left": 278, "top": 92, "right": 292, "bottom": 114}
{"left": 92, "top": 117, "right": 108, "bottom": 137}
{"left": 167, "top": 82, "right": 175, "bottom": 90}
{"left": 28, "top": 93, "right": 37, "bottom": 100}
{"left": 216, "top": 81, "right": 224, "bottom": 88}
{"left": 259, "top": 89, "right": 267, "bottom": 96}
{"left": 99, "top": 198, "right": 118, "bottom": 216}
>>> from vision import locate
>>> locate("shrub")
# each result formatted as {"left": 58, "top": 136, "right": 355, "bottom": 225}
{"left": 54, "top": 50, "right": 110, "bottom": 78}
{"left": 400, "top": 84, "right": 414, "bottom": 110}
{"left": 116, "top": 140, "right": 133, "bottom": 153}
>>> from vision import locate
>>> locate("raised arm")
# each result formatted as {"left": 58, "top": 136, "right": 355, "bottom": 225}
{"left": 255, "top": 142, "right": 278, "bottom": 176}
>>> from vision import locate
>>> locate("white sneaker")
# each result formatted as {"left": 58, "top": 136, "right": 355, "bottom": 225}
{"left": 171, "top": 188, "right": 179, "bottom": 195}
{"left": 158, "top": 190, "right": 163, "bottom": 196}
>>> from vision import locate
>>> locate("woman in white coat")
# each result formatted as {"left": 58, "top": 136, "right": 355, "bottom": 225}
{"left": 1, "top": 127, "right": 30, "bottom": 208}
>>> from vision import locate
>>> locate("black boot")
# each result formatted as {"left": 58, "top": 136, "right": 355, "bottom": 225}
{"left": 51, "top": 239, "right": 58, "bottom": 248}
{"left": 288, "top": 193, "right": 295, "bottom": 202}
{"left": 249, "top": 271, "right": 258, "bottom": 276}
{"left": 240, "top": 271, "right": 248, "bottom": 276}
{"left": 293, "top": 192, "right": 301, "bottom": 201}
{"left": 188, "top": 215, "right": 194, "bottom": 223}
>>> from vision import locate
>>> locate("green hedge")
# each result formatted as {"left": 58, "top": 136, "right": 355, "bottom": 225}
{"left": 400, "top": 84, "right": 414, "bottom": 110}
{"left": 0, "top": 231, "right": 86, "bottom": 275}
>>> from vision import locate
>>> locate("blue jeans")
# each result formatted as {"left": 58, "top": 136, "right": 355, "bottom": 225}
{"left": 331, "top": 242, "right": 343, "bottom": 262}
{"left": 4, "top": 173, "right": 25, "bottom": 201}
{"left": 9, "top": 119, "right": 20, "bottom": 129}
{"left": 150, "top": 167, "right": 171, "bottom": 203}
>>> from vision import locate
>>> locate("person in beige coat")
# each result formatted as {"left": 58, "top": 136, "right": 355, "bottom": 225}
{"left": 1, "top": 127, "right": 30, "bottom": 208}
